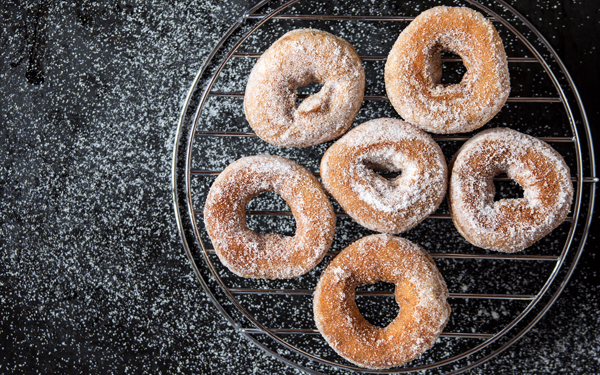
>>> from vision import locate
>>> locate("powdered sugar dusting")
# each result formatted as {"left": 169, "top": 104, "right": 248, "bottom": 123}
{"left": 244, "top": 29, "right": 365, "bottom": 147}
{"left": 313, "top": 234, "right": 450, "bottom": 369}
{"left": 204, "top": 155, "right": 336, "bottom": 279}
{"left": 449, "top": 128, "right": 573, "bottom": 252}
{"left": 385, "top": 6, "right": 510, "bottom": 134}
{"left": 321, "top": 118, "right": 447, "bottom": 233}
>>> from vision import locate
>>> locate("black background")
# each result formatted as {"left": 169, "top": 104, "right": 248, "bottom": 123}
{"left": 1, "top": 0, "right": 598, "bottom": 374}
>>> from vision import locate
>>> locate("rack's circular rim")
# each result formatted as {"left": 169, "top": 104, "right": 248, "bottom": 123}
{"left": 172, "top": 1, "right": 596, "bottom": 373}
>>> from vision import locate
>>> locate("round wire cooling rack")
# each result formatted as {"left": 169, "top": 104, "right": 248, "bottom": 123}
{"left": 172, "top": 0, "right": 597, "bottom": 373}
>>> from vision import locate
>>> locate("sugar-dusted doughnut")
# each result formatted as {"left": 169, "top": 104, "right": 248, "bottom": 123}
{"left": 385, "top": 6, "right": 510, "bottom": 134}
{"left": 449, "top": 128, "right": 573, "bottom": 252}
{"left": 314, "top": 234, "right": 450, "bottom": 369}
{"left": 244, "top": 29, "right": 365, "bottom": 148}
{"left": 320, "top": 118, "right": 447, "bottom": 233}
{"left": 204, "top": 155, "right": 336, "bottom": 279}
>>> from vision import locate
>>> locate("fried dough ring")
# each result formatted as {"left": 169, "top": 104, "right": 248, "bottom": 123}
{"left": 385, "top": 6, "right": 510, "bottom": 134}
{"left": 314, "top": 234, "right": 450, "bottom": 369}
{"left": 320, "top": 118, "right": 447, "bottom": 233}
{"left": 204, "top": 155, "right": 336, "bottom": 278}
{"left": 245, "top": 29, "right": 365, "bottom": 147}
{"left": 449, "top": 128, "right": 573, "bottom": 252}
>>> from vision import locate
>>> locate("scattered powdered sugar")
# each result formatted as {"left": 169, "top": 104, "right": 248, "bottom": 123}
{"left": 449, "top": 128, "right": 573, "bottom": 252}
{"left": 3, "top": 1, "right": 596, "bottom": 374}
{"left": 204, "top": 155, "right": 336, "bottom": 279}
{"left": 244, "top": 28, "right": 365, "bottom": 147}
{"left": 385, "top": 6, "right": 510, "bottom": 134}
{"left": 321, "top": 118, "right": 447, "bottom": 233}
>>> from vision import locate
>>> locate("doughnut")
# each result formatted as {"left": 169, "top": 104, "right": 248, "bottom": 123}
{"left": 244, "top": 29, "right": 365, "bottom": 148}
{"left": 314, "top": 234, "right": 450, "bottom": 369}
{"left": 449, "top": 128, "right": 573, "bottom": 252}
{"left": 320, "top": 118, "right": 447, "bottom": 234}
{"left": 204, "top": 155, "right": 336, "bottom": 279}
{"left": 385, "top": 6, "right": 510, "bottom": 134}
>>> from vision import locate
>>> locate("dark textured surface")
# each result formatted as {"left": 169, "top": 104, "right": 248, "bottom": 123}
{"left": 1, "top": 1, "right": 598, "bottom": 374}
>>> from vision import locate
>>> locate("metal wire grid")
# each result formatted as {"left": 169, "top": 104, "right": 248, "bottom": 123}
{"left": 172, "top": 0, "right": 596, "bottom": 373}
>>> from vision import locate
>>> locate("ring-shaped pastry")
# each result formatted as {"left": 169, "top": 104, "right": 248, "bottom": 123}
{"left": 314, "top": 234, "right": 450, "bottom": 369}
{"left": 204, "top": 155, "right": 336, "bottom": 279}
{"left": 320, "top": 118, "right": 447, "bottom": 233}
{"left": 385, "top": 6, "right": 510, "bottom": 134}
{"left": 244, "top": 29, "right": 365, "bottom": 148}
{"left": 449, "top": 128, "right": 573, "bottom": 252}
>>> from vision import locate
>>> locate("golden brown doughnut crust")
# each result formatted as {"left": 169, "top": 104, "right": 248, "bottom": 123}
{"left": 313, "top": 234, "right": 450, "bottom": 369}
{"left": 320, "top": 118, "right": 447, "bottom": 233}
{"left": 385, "top": 6, "right": 510, "bottom": 134}
{"left": 244, "top": 29, "right": 365, "bottom": 148}
{"left": 204, "top": 155, "right": 336, "bottom": 279}
{"left": 449, "top": 128, "right": 573, "bottom": 252}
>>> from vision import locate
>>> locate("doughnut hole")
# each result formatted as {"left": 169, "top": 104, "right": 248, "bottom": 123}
{"left": 294, "top": 78, "right": 330, "bottom": 114}
{"left": 426, "top": 44, "right": 467, "bottom": 88}
{"left": 364, "top": 158, "right": 403, "bottom": 185}
{"left": 244, "top": 192, "right": 296, "bottom": 236}
{"left": 355, "top": 282, "right": 399, "bottom": 328}
{"left": 296, "top": 81, "right": 325, "bottom": 103}
{"left": 440, "top": 51, "right": 467, "bottom": 85}
{"left": 373, "top": 169, "right": 402, "bottom": 181}
{"left": 493, "top": 173, "right": 525, "bottom": 202}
